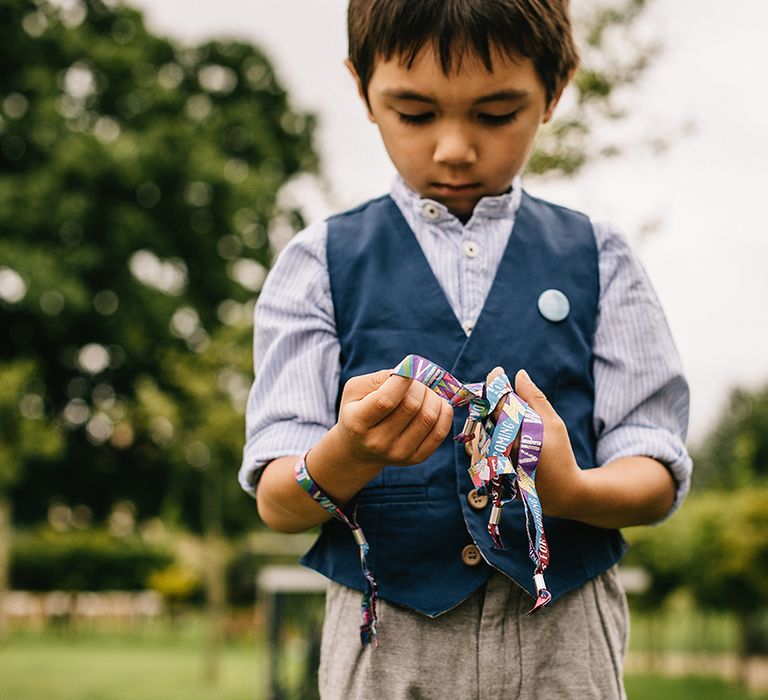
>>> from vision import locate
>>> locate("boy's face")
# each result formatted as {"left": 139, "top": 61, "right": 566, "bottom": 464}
{"left": 348, "top": 46, "right": 562, "bottom": 217}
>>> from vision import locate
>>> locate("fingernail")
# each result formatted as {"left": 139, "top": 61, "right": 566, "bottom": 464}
{"left": 519, "top": 369, "right": 531, "bottom": 382}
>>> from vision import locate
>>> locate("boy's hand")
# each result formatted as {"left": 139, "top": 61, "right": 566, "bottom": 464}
{"left": 467, "top": 367, "right": 585, "bottom": 519}
{"left": 335, "top": 369, "right": 455, "bottom": 468}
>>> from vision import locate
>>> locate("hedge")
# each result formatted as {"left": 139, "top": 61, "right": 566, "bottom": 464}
{"left": 11, "top": 528, "right": 173, "bottom": 591}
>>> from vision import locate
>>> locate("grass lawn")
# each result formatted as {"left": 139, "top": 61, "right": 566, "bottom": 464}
{"left": 2, "top": 627, "right": 768, "bottom": 700}
{"left": 0, "top": 627, "right": 267, "bottom": 700}
{"left": 625, "top": 674, "right": 768, "bottom": 700}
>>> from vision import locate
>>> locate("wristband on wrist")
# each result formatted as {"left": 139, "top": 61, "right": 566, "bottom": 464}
{"left": 294, "top": 450, "right": 378, "bottom": 646}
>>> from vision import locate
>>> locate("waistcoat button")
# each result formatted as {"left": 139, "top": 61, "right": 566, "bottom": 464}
{"left": 467, "top": 489, "right": 488, "bottom": 510}
{"left": 461, "top": 544, "right": 482, "bottom": 566}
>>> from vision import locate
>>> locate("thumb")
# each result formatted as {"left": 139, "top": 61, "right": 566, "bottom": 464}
{"left": 515, "top": 369, "right": 555, "bottom": 418}
{"left": 343, "top": 368, "right": 402, "bottom": 402}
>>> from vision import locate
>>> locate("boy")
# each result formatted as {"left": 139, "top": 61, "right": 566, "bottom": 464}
{"left": 240, "top": 1, "right": 692, "bottom": 698}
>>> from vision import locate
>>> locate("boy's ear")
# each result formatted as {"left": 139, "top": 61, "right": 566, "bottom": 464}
{"left": 344, "top": 58, "right": 376, "bottom": 123}
{"left": 542, "top": 68, "right": 576, "bottom": 124}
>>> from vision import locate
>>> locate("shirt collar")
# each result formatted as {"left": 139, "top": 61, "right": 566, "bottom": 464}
{"left": 390, "top": 174, "right": 523, "bottom": 227}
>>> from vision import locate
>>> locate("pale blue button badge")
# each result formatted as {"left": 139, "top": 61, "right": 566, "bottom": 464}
{"left": 537, "top": 289, "right": 570, "bottom": 322}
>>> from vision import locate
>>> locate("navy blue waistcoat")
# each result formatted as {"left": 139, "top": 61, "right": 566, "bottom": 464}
{"left": 301, "top": 193, "right": 627, "bottom": 616}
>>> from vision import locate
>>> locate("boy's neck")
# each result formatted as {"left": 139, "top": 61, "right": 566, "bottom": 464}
{"left": 393, "top": 174, "right": 518, "bottom": 225}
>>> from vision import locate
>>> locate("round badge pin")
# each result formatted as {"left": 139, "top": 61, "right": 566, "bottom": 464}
{"left": 537, "top": 289, "right": 570, "bottom": 322}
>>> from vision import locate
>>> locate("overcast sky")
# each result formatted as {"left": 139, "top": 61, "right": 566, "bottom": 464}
{"left": 132, "top": 0, "right": 768, "bottom": 445}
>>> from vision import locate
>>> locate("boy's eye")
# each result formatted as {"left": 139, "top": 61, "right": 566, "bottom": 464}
{"left": 478, "top": 111, "right": 519, "bottom": 126}
{"left": 397, "top": 112, "right": 435, "bottom": 125}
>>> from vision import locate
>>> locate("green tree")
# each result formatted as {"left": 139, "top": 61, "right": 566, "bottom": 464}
{"left": 0, "top": 0, "right": 317, "bottom": 530}
{"left": 0, "top": 360, "right": 63, "bottom": 641}
{"left": 626, "top": 489, "right": 768, "bottom": 680}
{"left": 1, "top": 0, "right": 317, "bottom": 678}
{"left": 692, "top": 384, "right": 768, "bottom": 489}
{"left": 530, "top": 0, "right": 664, "bottom": 176}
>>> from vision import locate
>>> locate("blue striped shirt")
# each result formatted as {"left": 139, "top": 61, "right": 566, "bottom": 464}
{"left": 239, "top": 175, "right": 692, "bottom": 515}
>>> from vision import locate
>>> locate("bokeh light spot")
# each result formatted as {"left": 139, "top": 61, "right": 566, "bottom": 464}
{"left": 185, "top": 94, "right": 212, "bottom": 121}
{"left": 184, "top": 181, "right": 212, "bottom": 207}
{"left": 158, "top": 63, "right": 184, "bottom": 90}
{"left": 40, "top": 290, "right": 65, "bottom": 315}
{"left": 63, "top": 398, "right": 90, "bottom": 427}
{"left": 3, "top": 93, "right": 29, "bottom": 119}
{"left": 0, "top": 267, "right": 27, "bottom": 303}
{"left": 93, "top": 116, "right": 121, "bottom": 143}
{"left": 22, "top": 12, "right": 48, "bottom": 37}
{"left": 78, "top": 343, "right": 110, "bottom": 375}
{"left": 86, "top": 412, "right": 114, "bottom": 444}
{"left": 224, "top": 158, "right": 249, "bottom": 184}
{"left": 129, "top": 250, "right": 187, "bottom": 295}
{"left": 198, "top": 64, "right": 237, "bottom": 94}
{"left": 19, "top": 394, "right": 44, "bottom": 420}
{"left": 185, "top": 441, "right": 210, "bottom": 468}
{"left": 229, "top": 258, "right": 267, "bottom": 292}
{"left": 216, "top": 234, "right": 242, "bottom": 260}
{"left": 94, "top": 289, "right": 119, "bottom": 315}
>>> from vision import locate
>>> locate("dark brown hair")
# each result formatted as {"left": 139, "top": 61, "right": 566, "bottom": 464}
{"left": 347, "top": 0, "right": 579, "bottom": 104}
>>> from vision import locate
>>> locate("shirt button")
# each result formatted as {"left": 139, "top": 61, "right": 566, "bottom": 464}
{"left": 462, "top": 320, "right": 474, "bottom": 335}
{"left": 422, "top": 203, "right": 440, "bottom": 220}
{"left": 467, "top": 489, "right": 488, "bottom": 510}
{"left": 463, "top": 240, "right": 480, "bottom": 258}
{"left": 461, "top": 544, "right": 482, "bottom": 567}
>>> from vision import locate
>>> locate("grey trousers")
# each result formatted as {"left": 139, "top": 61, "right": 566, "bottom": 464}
{"left": 319, "top": 567, "right": 628, "bottom": 700}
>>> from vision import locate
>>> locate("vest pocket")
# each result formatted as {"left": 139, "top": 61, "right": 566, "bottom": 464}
{"left": 357, "top": 484, "right": 428, "bottom": 505}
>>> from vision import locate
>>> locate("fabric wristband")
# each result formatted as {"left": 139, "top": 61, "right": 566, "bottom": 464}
{"left": 294, "top": 451, "right": 378, "bottom": 646}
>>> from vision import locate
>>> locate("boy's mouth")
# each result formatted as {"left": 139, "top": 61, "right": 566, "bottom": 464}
{"left": 432, "top": 182, "right": 481, "bottom": 194}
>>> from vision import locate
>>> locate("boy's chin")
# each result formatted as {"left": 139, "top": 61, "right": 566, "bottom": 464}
{"left": 426, "top": 183, "right": 512, "bottom": 218}
{"left": 433, "top": 193, "right": 482, "bottom": 218}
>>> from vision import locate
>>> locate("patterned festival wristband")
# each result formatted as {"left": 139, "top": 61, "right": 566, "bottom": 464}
{"left": 294, "top": 451, "right": 378, "bottom": 646}
{"left": 392, "top": 354, "right": 551, "bottom": 614}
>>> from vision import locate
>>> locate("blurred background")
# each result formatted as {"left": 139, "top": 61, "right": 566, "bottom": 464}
{"left": 1, "top": 0, "right": 767, "bottom": 698}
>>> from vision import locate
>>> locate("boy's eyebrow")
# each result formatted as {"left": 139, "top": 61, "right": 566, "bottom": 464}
{"left": 380, "top": 88, "right": 530, "bottom": 104}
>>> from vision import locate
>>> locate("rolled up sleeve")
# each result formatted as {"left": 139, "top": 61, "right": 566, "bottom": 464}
{"left": 238, "top": 221, "right": 340, "bottom": 498}
{"left": 592, "top": 222, "right": 693, "bottom": 517}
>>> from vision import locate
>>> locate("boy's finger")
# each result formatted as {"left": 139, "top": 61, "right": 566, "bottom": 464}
{"left": 355, "top": 373, "right": 414, "bottom": 426}
{"left": 514, "top": 369, "right": 556, "bottom": 420}
{"left": 386, "top": 385, "right": 442, "bottom": 452}
{"left": 410, "top": 398, "right": 454, "bottom": 464}
{"left": 370, "top": 380, "right": 429, "bottom": 440}
{"left": 343, "top": 368, "right": 398, "bottom": 402}
{"left": 486, "top": 366, "right": 505, "bottom": 384}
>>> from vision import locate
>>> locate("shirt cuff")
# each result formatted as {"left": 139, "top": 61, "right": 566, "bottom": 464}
{"left": 238, "top": 421, "right": 330, "bottom": 499}
{"left": 595, "top": 423, "right": 692, "bottom": 520}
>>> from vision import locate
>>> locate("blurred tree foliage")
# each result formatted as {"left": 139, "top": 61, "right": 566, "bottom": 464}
{"left": 692, "top": 383, "right": 768, "bottom": 489}
{"left": 530, "top": 0, "right": 662, "bottom": 176}
{"left": 0, "top": 0, "right": 317, "bottom": 532}
{"left": 0, "top": 358, "right": 64, "bottom": 637}
{"left": 625, "top": 487, "right": 768, "bottom": 661}
{"left": 0, "top": 359, "right": 64, "bottom": 495}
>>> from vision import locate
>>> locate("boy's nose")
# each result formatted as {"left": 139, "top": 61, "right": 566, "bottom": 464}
{"left": 433, "top": 126, "right": 477, "bottom": 166}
